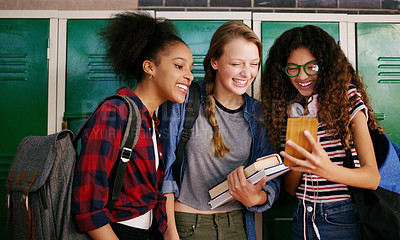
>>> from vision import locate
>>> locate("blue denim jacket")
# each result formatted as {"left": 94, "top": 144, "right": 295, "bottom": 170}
{"left": 159, "top": 80, "right": 280, "bottom": 240}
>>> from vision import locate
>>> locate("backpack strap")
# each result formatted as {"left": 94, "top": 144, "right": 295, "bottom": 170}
{"left": 105, "top": 95, "right": 141, "bottom": 212}
{"left": 342, "top": 136, "right": 367, "bottom": 205}
{"left": 73, "top": 94, "right": 141, "bottom": 212}
{"left": 342, "top": 123, "right": 390, "bottom": 169}
{"left": 369, "top": 127, "right": 389, "bottom": 168}
{"left": 5, "top": 171, "right": 16, "bottom": 233}
{"left": 73, "top": 94, "right": 139, "bottom": 143}
{"left": 173, "top": 82, "right": 201, "bottom": 186}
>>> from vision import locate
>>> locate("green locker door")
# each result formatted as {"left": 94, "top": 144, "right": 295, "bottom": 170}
{"left": 65, "top": 19, "right": 122, "bottom": 132}
{"left": 260, "top": 22, "right": 340, "bottom": 240}
{"left": 261, "top": 22, "right": 340, "bottom": 71}
{"left": 170, "top": 20, "right": 228, "bottom": 82}
{"left": 0, "top": 19, "right": 49, "bottom": 239}
{"left": 356, "top": 23, "right": 400, "bottom": 145}
{"left": 65, "top": 20, "right": 231, "bottom": 133}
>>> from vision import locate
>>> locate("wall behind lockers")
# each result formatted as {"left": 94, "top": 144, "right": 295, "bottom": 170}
{"left": 1, "top": 1, "right": 400, "bottom": 240}
{"left": 1, "top": 0, "right": 400, "bottom": 13}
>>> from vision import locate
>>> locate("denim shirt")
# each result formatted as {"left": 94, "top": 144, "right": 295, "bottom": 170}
{"left": 159, "top": 80, "right": 280, "bottom": 240}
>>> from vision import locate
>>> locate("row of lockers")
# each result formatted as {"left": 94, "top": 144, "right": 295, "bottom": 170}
{"left": 1, "top": 11, "right": 399, "bottom": 239}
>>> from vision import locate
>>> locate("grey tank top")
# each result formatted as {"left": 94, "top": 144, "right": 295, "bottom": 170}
{"left": 177, "top": 100, "right": 252, "bottom": 211}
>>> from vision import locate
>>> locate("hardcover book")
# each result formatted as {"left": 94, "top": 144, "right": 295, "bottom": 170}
{"left": 207, "top": 154, "right": 289, "bottom": 209}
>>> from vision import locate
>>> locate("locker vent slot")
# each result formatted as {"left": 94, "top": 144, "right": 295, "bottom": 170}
{"left": 375, "top": 112, "right": 385, "bottom": 121}
{"left": 192, "top": 54, "right": 206, "bottom": 81}
{"left": 87, "top": 54, "right": 205, "bottom": 82}
{"left": 0, "top": 54, "right": 27, "bottom": 81}
{"left": 377, "top": 57, "right": 400, "bottom": 84}
{"left": 87, "top": 54, "right": 117, "bottom": 81}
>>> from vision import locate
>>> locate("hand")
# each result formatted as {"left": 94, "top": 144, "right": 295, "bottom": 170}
{"left": 280, "top": 130, "right": 338, "bottom": 181}
{"left": 227, "top": 166, "right": 267, "bottom": 207}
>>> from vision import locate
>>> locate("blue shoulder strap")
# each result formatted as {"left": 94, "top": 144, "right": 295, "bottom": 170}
{"left": 379, "top": 135, "right": 400, "bottom": 194}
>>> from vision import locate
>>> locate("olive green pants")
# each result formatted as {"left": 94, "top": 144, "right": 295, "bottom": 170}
{"left": 175, "top": 210, "right": 247, "bottom": 240}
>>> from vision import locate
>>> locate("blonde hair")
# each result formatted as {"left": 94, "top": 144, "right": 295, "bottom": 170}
{"left": 203, "top": 21, "right": 262, "bottom": 157}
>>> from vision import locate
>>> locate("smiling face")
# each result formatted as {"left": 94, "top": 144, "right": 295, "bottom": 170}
{"left": 211, "top": 38, "right": 260, "bottom": 97}
{"left": 287, "top": 46, "right": 318, "bottom": 97}
{"left": 151, "top": 42, "right": 193, "bottom": 103}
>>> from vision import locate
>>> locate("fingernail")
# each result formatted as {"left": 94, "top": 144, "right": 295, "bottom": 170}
{"left": 286, "top": 140, "right": 293, "bottom": 145}
{"left": 304, "top": 130, "right": 310, "bottom": 135}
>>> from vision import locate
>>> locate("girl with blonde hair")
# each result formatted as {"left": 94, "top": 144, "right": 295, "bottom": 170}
{"left": 160, "top": 21, "right": 280, "bottom": 240}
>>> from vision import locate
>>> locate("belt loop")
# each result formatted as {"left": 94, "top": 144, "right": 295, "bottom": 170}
{"left": 227, "top": 212, "right": 231, "bottom": 228}
{"left": 320, "top": 201, "right": 324, "bottom": 217}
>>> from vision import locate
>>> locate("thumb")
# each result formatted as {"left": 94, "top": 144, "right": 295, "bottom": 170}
{"left": 254, "top": 177, "right": 267, "bottom": 190}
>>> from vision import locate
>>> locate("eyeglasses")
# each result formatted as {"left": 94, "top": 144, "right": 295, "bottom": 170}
{"left": 282, "top": 61, "right": 319, "bottom": 77}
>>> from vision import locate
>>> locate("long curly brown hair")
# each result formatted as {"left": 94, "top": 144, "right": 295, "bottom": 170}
{"left": 203, "top": 21, "right": 262, "bottom": 157}
{"left": 260, "top": 25, "right": 379, "bottom": 149}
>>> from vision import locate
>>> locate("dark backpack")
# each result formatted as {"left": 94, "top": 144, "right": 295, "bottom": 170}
{"left": 172, "top": 82, "right": 201, "bottom": 186}
{"left": 5, "top": 94, "right": 141, "bottom": 240}
{"left": 344, "top": 128, "right": 400, "bottom": 240}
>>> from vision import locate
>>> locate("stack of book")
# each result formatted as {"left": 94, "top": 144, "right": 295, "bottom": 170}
{"left": 207, "top": 153, "right": 289, "bottom": 209}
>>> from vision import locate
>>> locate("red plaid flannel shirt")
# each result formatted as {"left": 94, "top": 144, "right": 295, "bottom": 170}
{"left": 72, "top": 87, "right": 167, "bottom": 233}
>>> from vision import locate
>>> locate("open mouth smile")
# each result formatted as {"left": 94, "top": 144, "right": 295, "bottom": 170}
{"left": 298, "top": 81, "right": 313, "bottom": 87}
{"left": 177, "top": 83, "right": 188, "bottom": 91}
{"left": 233, "top": 79, "right": 248, "bottom": 86}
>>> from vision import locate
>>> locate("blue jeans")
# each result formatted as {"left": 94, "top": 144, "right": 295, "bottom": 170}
{"left": 292, "top": 199, "right": 361, "bottom": 240}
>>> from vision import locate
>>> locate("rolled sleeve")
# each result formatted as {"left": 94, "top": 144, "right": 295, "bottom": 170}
{"left": 161, "top": 179, "right": 180, "bottom": 197}
{"left": 72, "top": 103, "right": 123, "bottom": 232}
{"left": 159, "top": 99, "right": 186, "bottom": 198}
{"left": 74, "top": 208, "right": 114, "bottom": 232}
{"left": 246, "top": 177, "right": 281, "bottom": 212}
{"left": 245, "top": 112, "right": 281, "bottom": 213}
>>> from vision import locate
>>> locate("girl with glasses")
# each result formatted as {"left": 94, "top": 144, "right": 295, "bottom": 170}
{"left": 260, "top": 25, "right": 381, "bottom": 239}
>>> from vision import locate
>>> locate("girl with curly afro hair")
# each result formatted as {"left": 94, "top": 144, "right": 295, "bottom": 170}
{"left": 72, "top": 11, "right": 193, "bottom": 240}
{"left": 260, "top": 25, "right": 380, "bottom": 239}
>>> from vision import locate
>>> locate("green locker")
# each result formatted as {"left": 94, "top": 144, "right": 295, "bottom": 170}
{"left": 65, "top": 19, "right": 123, "bottom": 132}
{"left": 261, "top": 22, "right": 340, "bottom": 70}
{"left": 0, "top": 19, "right": 49, "bottom": 239}
{"left": 260, "top": 22, "right": 340, "bottom": 240}
{"left": 170, "top": 20, "right": 228, "bottom": 82}
{"left": 65, "top": 20, "right": 228, "bottom": 132}
{"left": 356, "top": 23, "right": 400, "bottom": 145}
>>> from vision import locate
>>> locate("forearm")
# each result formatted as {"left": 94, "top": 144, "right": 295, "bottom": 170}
{"left": 327, "top": 164, "right": 380, "bottom": 190}
{"left": 164, "top": 193, "right": 180, "bottom": 240}
{"left": 284, "top": 171, "right": 302, "bottom": 196}
{"left": 87, "top": 224, "right": 118, "bottom": 240}
{"left": 329, "top": 111, "right": 380, "bottom": 190}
